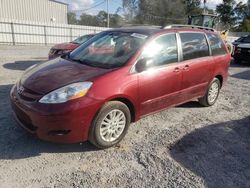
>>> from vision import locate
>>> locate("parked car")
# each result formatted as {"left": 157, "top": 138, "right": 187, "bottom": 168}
{"left": 233, "top": 43, "right": 250, "bottom": 64}
{"left": 48, "top": 34, "right": 95, "bottom": 59}
{"left": 10, "top": 26, "right": 231, "bottom": 148}
{"left": 232, "top": 35, "right": 250, "bottom": 53}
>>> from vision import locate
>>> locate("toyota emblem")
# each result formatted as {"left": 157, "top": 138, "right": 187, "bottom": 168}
{"left": 17, "top": 86, "right": 24, "bottom": 95}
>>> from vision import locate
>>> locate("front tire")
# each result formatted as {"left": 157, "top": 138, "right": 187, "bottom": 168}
{"left": 199, "top": 78, "right": 221, "bottom": 107}
{"left": 89, "top": 101, "right": 131, "bottom": 149}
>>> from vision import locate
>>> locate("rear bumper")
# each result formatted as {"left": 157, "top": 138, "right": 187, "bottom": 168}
{"left": 10, "top": 85, "right": 102, "bottom": 144}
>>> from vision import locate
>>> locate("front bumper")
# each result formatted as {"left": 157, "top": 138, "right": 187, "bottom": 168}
{"left": 10, "top": 85, "right": 102, "bottom": 144}
{"left": 233, "top": 50, "right": 250, "bottom": 62}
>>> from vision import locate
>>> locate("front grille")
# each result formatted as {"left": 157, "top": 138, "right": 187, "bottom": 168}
{"left": 16, "top": 85, "right": 42, "bottom": 102}
{"left": 241, "top": 48, "right": 250, "bottom": 54}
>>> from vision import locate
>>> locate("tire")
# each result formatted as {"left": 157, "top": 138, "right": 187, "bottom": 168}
{"left": 198, "top": 78, "right": 221, "bottom": 107}
{"left": 88, "top": 101, "right": 131, "bottom": 149}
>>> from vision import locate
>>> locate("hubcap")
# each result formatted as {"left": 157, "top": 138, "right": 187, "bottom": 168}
{"left": 100, "top": 109, "right": 126, "bottom": 142}
{"left": 208, "top": 82, "right": 219, "bottom": 104}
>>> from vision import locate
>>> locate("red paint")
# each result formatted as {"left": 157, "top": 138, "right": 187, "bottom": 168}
{"left": 10, "top": 28, "right": 231, "bottom": 144}
{"left": 48, "top": 34, "right": 95, "bottom": 59}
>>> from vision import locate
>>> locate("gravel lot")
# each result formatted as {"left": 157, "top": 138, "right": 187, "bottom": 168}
{"left": 0, "top": 45, "right": 249, "bottom": 188}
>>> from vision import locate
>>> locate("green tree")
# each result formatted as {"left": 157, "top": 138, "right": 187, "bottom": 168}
{"left": 79, "top": 13, "right": 99, "bottom": 26}
{"left": 242, "top": 19, "right": 250, "bottom": 31}
{"left": 216, "top": 0, "right": 248, "bottom": 29}
{"left": 122, "top": 0, "right": 138, "bottom": 22}
{"left": 67, "top": 12, "right": 78, "bottom": 25}
{"left": 135, "top": 0, "right": 186, "bottom": 25}
{"left": 183, "top": 0, "right": 202, "bottom": 15}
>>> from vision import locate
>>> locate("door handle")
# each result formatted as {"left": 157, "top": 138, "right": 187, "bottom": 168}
{"left": 183, "top": 65, "right": 190, "bottom": 70}
{"left": 174, "top": 67, "right": 180, "bottom": 72}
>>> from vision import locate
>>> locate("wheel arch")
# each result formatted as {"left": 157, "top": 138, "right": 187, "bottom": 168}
{"left": 215, "top": 74, "right": 223, "bottom": 88}
{"left": 108, "top": 96, "right": 136, "bottom": 123}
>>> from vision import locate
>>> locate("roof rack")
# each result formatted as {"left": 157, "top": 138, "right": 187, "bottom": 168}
{"left": 163, "top": 24, "right": 216, "bottom": 32}
{"left": 120, "top": 24, "right": 161, "bottom": 28}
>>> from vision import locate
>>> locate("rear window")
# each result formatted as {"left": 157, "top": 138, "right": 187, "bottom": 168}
{"left": 180, "top": 33, "right": 209, "bottom": 61}
{"left": 206, "top": 33, "right": 227, "bottom": 56}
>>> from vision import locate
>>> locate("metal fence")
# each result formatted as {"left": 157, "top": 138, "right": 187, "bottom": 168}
{"left": 1, "top": 20, "right": 249, "bottom": 46}
{"left": 0, "top": 20, "right": 108, "bottom": 45}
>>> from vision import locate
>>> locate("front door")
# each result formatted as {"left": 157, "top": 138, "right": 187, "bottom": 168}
{"left": 137, "top": 33, "right": 183, "bottom": 116}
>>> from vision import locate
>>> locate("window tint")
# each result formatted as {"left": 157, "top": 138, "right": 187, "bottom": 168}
{"left": 207, "top": 33, "right": 227, "bottom": 56}
{"left": 180, "top": 33, "right": 209, "bottom": 60}
{"left": 140, "top": 34, "right": 178, "bottom": 66}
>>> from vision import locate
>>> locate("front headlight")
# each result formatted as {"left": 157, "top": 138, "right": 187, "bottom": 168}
{"left": 58, "top": 49, "right": 71, "bottom": 55}
{"left": 39, "top": 82, "right": 93, "bottom": 104}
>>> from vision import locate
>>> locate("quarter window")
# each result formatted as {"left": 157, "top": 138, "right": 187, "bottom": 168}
{"left": 180, "top": 33, "right": 209, "bottom": 60}
{"left": 140, "top": 34, "right": 178, "bottom": 66}
{"left": 207, "top": 33, "right": 227, "bottom": 56}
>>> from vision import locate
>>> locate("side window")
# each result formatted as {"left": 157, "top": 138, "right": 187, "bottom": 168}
{"left": 180, "top": 33, "right": 209, "bottom": 61}
{"left": 140, "top": 34, "right": 178, "bottom": 66}
{"left": 207, "top": 33, "right": 227, "bottom": 56}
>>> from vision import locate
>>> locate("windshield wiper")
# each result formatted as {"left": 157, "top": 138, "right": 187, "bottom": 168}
{"left": 70, "top": 58, "right": 102, "bottom": 68}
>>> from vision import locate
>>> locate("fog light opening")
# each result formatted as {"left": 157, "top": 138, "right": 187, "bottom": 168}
{"left": 48, "top": 130, "right": 71, "bottom": 136}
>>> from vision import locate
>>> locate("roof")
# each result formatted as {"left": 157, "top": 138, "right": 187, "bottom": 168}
{"left": 50, "top": 0, "right": 68, "bottom": 6}
{"left": 106, "top": 25, "right": 216, "bottom": 37}
{"left": 107, "top": 26, "right": 164, "bottom": 36}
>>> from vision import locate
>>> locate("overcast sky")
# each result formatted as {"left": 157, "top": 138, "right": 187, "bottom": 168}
{"left": 57, "top": 0, "right": 248, "bottom": 15}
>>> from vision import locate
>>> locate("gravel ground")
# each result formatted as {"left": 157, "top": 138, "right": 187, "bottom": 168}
{"left": 0, "top": 45, "right": 249, "bottom": 188}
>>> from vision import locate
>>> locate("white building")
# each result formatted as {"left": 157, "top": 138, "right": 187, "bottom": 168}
{"left": 0, "top": 0, "right": 68, "bottom": 24}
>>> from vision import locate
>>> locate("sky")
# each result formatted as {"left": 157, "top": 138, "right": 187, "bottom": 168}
{"left": 57, "top": 0, "right": 248, "bottom": 15}
{"left": 58, "top": 0, "right": 123, "bottom": 15}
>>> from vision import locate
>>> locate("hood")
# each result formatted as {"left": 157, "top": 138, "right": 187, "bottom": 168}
{"left": 21, "top": 58, "right": 112, "bottom": 94}
{"left": 52, "top": 42, "right": 80, "bottom": 50}
{"left": 238, "top": 43, "right": 250, "bottom": 48}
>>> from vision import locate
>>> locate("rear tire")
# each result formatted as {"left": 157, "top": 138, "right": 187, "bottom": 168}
{"left": 88, "top": 101, "right": 131, "bottom": 149}
{"left": 199, "top": 78, "right": 221, "bottom": 107}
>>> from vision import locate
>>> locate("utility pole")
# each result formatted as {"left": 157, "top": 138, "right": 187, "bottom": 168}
{"left": 107, "top": 0, "right": 110, "bottom": 27}
{"left": 203, "top": 0, "right": 207, "bottom": 14}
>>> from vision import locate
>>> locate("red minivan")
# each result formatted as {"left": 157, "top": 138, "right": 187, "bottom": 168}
{"left": 10, "top": 26, "right": 231, "bottom": 148}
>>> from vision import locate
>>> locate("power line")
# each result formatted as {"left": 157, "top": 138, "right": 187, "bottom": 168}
{"left": 73, "top": 1, "right": 106, "bottom": 12}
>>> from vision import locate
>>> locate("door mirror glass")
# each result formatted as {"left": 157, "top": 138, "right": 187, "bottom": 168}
{"left": 135, "top": 58, "right": 154, "bottom": 73}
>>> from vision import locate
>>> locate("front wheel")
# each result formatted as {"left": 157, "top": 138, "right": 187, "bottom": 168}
{"left": 199, "top": 78, "right": 221, "bottom": 107}
{"left": 89, "top": 101, "right": 131, "bottom": 149}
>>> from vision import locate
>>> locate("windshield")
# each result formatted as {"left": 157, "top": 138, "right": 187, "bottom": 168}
{"left": 72, "top": 35, "right": 93, "bottom": 44}
{"left": 69, "top": 31, "right": 148, "bottom": 69}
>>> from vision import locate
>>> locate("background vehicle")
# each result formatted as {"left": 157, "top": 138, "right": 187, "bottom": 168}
{"left": 233, "top": 43, "right": 250, "bottom": 64}
{"left": 188, "top": 13, "right": 233, "bottom": 53}
{"left": 232, "top": 35, "right": 250, "bottom": 54}
{"left": 48, "top": 34, "right": 95, "bottom": 59}
{"left": 11, "top": 26, "right": 231, "bottom": 149}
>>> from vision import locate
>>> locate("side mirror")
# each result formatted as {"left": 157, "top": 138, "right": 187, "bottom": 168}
{"left": 135, "top": 58, "right": 154, "bottom": 73}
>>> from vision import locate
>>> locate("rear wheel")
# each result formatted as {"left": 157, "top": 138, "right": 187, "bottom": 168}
{"left": 89, "top": 101, "right": 131, "bottom": 149}
{"left": 199, "top": 78, "right": 221, "bottom": 107}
